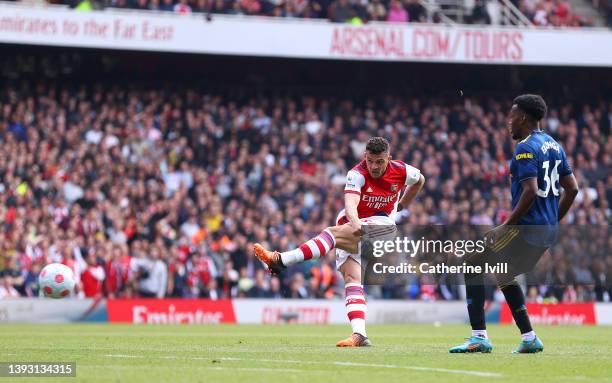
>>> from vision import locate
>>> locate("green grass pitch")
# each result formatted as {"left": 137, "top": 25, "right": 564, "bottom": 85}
{"left": 2, "top": 324, "right": 611, "bottom": 383}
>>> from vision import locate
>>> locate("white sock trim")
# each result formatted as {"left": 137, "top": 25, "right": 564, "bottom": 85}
{"left": 350, "top": 318, "right": 366, "bottom": 337}
{"left": 345, "top": 282, "right": 363, "bottom": 288}
{"left": 521, "top": 331, "right": 536, "bottom": 342}
{"left": 472, "top": 330, "right": 488, "bottom": 339}
{"left": 280, "top": 249, "right": 303, "bottom": 266}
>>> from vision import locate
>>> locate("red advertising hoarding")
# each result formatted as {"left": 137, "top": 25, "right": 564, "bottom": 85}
{"left": 107, "top": 299, "right": 236, "bottom": 324}
{"left": 500, "top": 303, "right": 596, "bottom": 325}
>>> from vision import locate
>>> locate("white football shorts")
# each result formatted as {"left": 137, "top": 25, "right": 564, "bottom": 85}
{"left": 334, "top": 210, "right": 397, "bottom": 269}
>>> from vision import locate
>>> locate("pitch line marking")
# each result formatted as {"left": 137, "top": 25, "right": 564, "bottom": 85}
{"left": 207, "top": 367, "right": 301, "bottom": 373}
{"left": 105, "top": 355, "right": 501, "bottom": 378}
{"left": 103, "top": 358, "right": 299, "bottom": 373}
{"left": 221, "top": 357, "right": 502, "bottom": 377}
{"left": 335, "top": 361, "right": 502, "bottom": 378}
{"left": 106, "top": 355, "right": 280, "bottom": 362}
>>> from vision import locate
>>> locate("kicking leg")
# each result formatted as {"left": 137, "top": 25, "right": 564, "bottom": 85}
{"left": 253, "top": 223, "right": 360, "bottom": 275}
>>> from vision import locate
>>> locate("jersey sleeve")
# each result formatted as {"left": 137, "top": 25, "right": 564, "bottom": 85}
{"left": 404, "top": 164, "right": 421, "bottom": 186}
{"left": 344, "top": 170, "right": 365, "bottom": 195}
{"left": 514, "top": 142, "right": 538, "bottom": 181}
{"left": 558, "top": 148, "right": 573, "bottom": 177}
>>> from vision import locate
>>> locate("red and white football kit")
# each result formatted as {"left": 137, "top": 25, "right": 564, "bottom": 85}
{"left": 335, "top": 159, "right": 421, "bottom": 268}
{"left": 336, "top": 159, "right": 420, "bottom": 338}
{"left": 260, "top": 158, "right": 420, "bottom": 340}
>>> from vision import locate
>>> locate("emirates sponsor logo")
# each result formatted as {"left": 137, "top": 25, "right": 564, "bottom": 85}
{"left": 362, "top": 194, "right": 394, "bottom": 203}
{"left": 362, "top": 194, "right": 395, "bottom": 209}
{"left": 529, "top": 308, "right": 588, "bottom": 325}
{"left": 500, "top": 303, "right": 595, "bottom": 326}
{"left": 132, "top": 305, "right": 224, "bottom": 324}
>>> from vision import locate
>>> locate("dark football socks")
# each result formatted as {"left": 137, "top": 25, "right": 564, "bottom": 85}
{"left": 500, "top": 281, "right": 533, "bottom": 334}
{"left": 465, "top": 271, "right": 486, "bottom": 331}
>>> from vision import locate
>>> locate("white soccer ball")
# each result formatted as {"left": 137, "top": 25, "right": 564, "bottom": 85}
{"left": 39, "top": 263, "right": 76, "bottom": 299}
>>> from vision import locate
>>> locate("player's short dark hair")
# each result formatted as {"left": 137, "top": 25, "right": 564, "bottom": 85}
{"left": 365, "top": 137, "right": 390, "bottom": 155}
{"left": 513, "top": 94, "right": 547, "bottom": 121}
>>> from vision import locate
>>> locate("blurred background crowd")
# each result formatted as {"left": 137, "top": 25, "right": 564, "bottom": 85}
{"left": 5, "top": 0, "right": 611, "bottom": 27}
{"left": 0, "top": 51, "right": 610, "bottom": 303}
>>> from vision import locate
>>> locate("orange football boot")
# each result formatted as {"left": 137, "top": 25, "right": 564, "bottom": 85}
{"left": 253, "top": 243, "right": 286, "bottom": 275}
{"left": 336, "top": 333, "right": 372, "bottom": 347}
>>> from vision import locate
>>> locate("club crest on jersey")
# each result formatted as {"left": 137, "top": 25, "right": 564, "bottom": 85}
{"left": 391, "top": 184, "right": 398, "bottom": 192}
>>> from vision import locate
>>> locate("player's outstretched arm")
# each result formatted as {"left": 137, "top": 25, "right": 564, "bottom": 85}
{"left": 558, "top": 174, "right": 579, "bottom": 222}
{"left": 397, "top": 174, "right": 425, "bottom": 211}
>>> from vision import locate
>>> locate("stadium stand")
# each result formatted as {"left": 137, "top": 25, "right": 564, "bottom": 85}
{"left": 36, "top": 0, "right": 610, "bottom": 27}
{"left": 0, "top": 49, "right": 610, "bottom": 303}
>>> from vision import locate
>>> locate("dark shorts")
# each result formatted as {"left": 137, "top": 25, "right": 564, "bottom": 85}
{"left": 468, "top": 227, "right": 548, "bottom": 284}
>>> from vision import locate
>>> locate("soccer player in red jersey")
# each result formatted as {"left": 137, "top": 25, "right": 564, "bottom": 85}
{"left": 254, "top": 137, "right": 425, "bottom": 346}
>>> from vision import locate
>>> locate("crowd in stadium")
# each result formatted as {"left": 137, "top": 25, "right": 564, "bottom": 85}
{"left": 0, "top": 74, "right": 610, "bottom": 302}
{"left": 517, "top": 0, "right": 593, "bottom": 27}
{"left": 50, "top": 0, "right": 434, "bottom": 23}
{"left": 35, "top": 0, "right": 603, "bottom": 27}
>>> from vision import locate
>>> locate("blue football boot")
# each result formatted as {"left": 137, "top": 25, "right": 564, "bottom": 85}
{"left": 449, "top": 336, "right": 493, "bottom": 353}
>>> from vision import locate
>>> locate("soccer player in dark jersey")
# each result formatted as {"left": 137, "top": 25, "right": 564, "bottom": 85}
{"left": 450, "top": 94, "right": 579, "bottom": 354}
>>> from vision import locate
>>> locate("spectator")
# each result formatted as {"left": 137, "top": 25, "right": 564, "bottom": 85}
{"left": 288, "top": 273, "right": 309, "bottom": 298}
{"left": 149, "top": 0, "right": 161, "bottom": 10}
{"left": 521, "top": 0, "right": 539, "bottom": 19}
{"left": 173, "top": 0, "right": 192, "bottom": 13}
{"left": 1, "top": 257, "right": 24, "bottom": 297}
{"left": 347, "top": 9, "right": 364, "bottom": 24}
{"left": 469, "top": 0, "right": 491, "bottom": 24}
{"left": 0, "top": 276, "right": 20, "bottom": 299}
{"left": 74, "top": 0, "right": 93, "bottom": 11}
{"left": 405, "top": 0, "right": 426, "bottom": 22}
{"left": 133, "top": 0, "right": 149, "bottom": 11}
{"left": 229, "top": 0, "right": 246, "bottom": 14}
{"left": 387, "top": 0, "right": 408, "bottom": 22}
{"left": 211, "top": 0, "right": 228, "bottom": 13}
{"left": 109, "top": 0, "right": 129, "bottom": 9}
{"left": 330, "top": 0, "right": 352, "bottom": 22}
{"left": 203, "top": 278, "right": 222, "bottom": 299}
{"left": 80, "top": 252, "right": 106, "bottom": 298}
{"left": 310, "top": 259, "right": 336, "bottom": 298}
{"left": 242, "top": 0, "right": 261, "bottom": 14}
{"left": 248, "top": 269, "right": 271, "bottom": 297}
{"left": 104, "top": 244, "right": 128, "bottom": 298}
{"left": 48, "top": 0, "right": 599, "bottom": 26}
{"left": 194, "top": 0, "right": 210, "bottom": 12}
{"left": 269, "top": 276, "right": 283, "bottom": 298}
{"left": 135, "top": 247, "right": 168, "bottom": 298}
{"left": 160, "top": 0, "right": 174, "bottom": 11}
{"left": 367, "top": 0, "right": 387, "bottom": 21}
